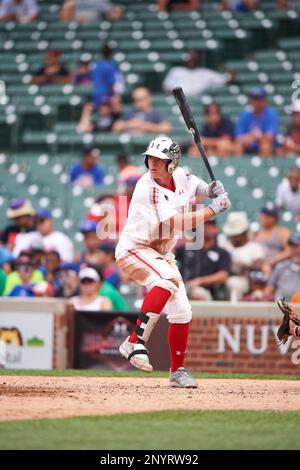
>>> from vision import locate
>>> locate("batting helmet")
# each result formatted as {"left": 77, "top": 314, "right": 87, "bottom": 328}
{"left": 143, "top": 136, "right": 181, "bottom": 174}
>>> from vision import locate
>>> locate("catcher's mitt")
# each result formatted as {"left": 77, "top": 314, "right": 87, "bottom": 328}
{"left": 276, "top": 297, "right": 300, "bottom": 344}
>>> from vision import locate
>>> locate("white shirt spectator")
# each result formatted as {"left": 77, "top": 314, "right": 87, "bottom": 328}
{"left": 275, "top": 178, "right": 300, "bottom": 213}
{"left": 220, "top": 239, "right": 264, "bottom": 274}
{"left": 74, "top": 0, "right": 113, "bottom": 22}
{"left": 42, "top": 231, "right": 74, "bottom": 262}
{"left": 163, "top": 67, "right": 229, "bottom": 97}
{"left": 13, "top": 230, "right": 74, "bottom": 262}
{"left": 70, "top": 296, "right": 107, "bottom": 311}
{"left": 0, "top": 0, "right": 38, "bottom": 21}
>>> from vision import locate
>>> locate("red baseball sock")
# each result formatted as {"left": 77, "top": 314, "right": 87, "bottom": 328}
{"left": 129, "top": 286, "right": 171, "bottom": 343}
{"left": 168, "top": 322, "right": 190, "bottom": 372}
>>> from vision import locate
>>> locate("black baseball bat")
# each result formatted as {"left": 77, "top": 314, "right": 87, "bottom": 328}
{"left": 173, "top": 86, "right": 216, "bottom": 182}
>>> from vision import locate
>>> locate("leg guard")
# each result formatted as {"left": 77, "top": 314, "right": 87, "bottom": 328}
{"left": 135, "top": 312, "right": 160, "bottom": 343}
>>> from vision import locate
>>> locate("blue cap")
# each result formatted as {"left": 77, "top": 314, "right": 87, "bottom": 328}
{"left": 260, "top": 202, "right": 278, "bottom": 218}
{"left": 249, "top": 87, "right": 267, "bottom": 98}
{"left": 79, "top": 220, "right": 98, "bottom": 233}
{"left": 57, "top": 262, "right": 79, "bottom": 273}
{"left": 98, "top": 242, "right": 115, "bottom": 253}
{"left": 36, "top": 208, "right": 52, "bottom": 219}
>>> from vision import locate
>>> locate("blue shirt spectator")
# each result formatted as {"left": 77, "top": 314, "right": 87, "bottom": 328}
{"left": 91, "top": 44, "right": 118, "bottom": 106}
{"left": 235, "top": 87, "right": 279, "bottom": 156}
{"left": 202, "top": 104, "right": 235, "bottom": 139}
{"left": 187, "top": 103, "right": 235, "bottom": 157}
{"left": 8, "top": 284, "right": 35, "bottom": 297}
{"left": 69, "top": 147, "right": 105, "bottom": 187}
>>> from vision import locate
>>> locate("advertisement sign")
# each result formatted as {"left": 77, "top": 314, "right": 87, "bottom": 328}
{"left": 74, "top": 311, "right": 138, "bottom": 370}
{"left": 74, "top": 311, "right": 170, "bottom": 371}
{"left": 0, "top": 312, "right": 54, "bottom": 369}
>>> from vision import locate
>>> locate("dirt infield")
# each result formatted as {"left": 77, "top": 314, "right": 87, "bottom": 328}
{"left": 1, "top": 376, "right": 300, "bottom": 421}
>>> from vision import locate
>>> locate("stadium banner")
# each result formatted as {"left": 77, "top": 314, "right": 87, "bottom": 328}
{"left": 74, "top": 311, "right": 170, "bottom": 370}
{"left": 0, "top": 312, "right": 54, "bottom": 369}
{"left": 187, "top": 303, "right": 300, "bottom": 375}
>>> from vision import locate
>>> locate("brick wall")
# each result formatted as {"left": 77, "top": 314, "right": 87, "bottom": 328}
{"left": 185, "top": 316, "right": 300, "bottom": 374}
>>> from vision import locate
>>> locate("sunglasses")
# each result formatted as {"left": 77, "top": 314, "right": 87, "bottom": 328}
{"left": 17, "top": 264, "right": 32, "bottom": 272}
{"left": 80, "top": 278, "right": 96, "bottom": 284}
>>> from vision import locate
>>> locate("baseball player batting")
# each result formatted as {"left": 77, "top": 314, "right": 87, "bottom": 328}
{"left": 116, "top": 136, "right": 230, "bottom": 388}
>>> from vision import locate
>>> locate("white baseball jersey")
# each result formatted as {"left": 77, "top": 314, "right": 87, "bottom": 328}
{"left": 115, "top": 167, "right": 208, "bottom": 258}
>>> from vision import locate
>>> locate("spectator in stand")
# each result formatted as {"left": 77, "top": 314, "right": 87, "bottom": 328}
{"left": 69, "top": 147, "right": 105, "bottom": 188}
{"left": 34, "top": 209, "right": 73, "bottom": 262}
{"left": 116, "top": 153, "right": 141, "bottom": 186}
{"left": 243, "top": 270, "right": 268, "bottom": 301}
{"left": 113, "top": 86, "right": 171, "bottom": 134}
{"left": 3, "top": 251, "right": 44, "bottom": 295}
{"left": 97, "top": 242, "right": 121, "bottom": 288}
{"left": 222, "top": 211, "right": 264, "bottom": 301}
{"left": 5, "top": 254, "right": 52, "bottom": 297}
{"left": 181, "top": 220, "right": 231, "bottom": 300}
{"left": 60, "top": 0, "right": 122, "bottom": 23}
{"left": 219, "top": 0, "right": 259, "bottom": 11}
{"left": 31, "top": 49, "right": 71, "bottom": 85}
{"left": 44, "top": 250, "right": 61, "bottom": 287}
{"left": 74, "top": 220, "right": 103, "bottom": 266}
{"left": 54, "top": 262, "right": 80, "bottom": 298}
{"left": 235, "top": 87, "right": 280, "bottom": 157}
{"left": 1, "top": 198, "right": 35, "bottom": 250}
{"left": 157, "top": 0, "right": 201, "bottom": 10}
{"left": 279, "top": 0, "right": 300, "bottom": 10}
{"left": 187, "top": 103, "right": 235, "bottom": 157}
{"left": 73, "top": 58, "right": 92, "bottom": 86}
{"left": 163, "top": 50, "right": 233, "bottom": 97}
{"left": 70, "top": 265, "right": 112, "bottom": 311}
{"left": 252, "top": 202, "right": 291, "bottom": 275}
{"left": 61, "top": 262, "right": 127, "bottom": 310}
{"left": 278, "top": 103, "right": 300, "bottom": 156}
{"left": 12, "top": 210, "right": 74, "bottom": 262}
{"left": 0, "top": 0, "right": 38, "bottom": 23}
{"left": 79, "top": 96, "right": 120, "bottom": 133}
{"left": 275, "top": 167, "right": 300, "bottom": 214}
{"left": 26, "top": 236, "right": 46, "bottom": 275}
{"left": 264, "top": 233, "right": 300, "bottom": 301}
{"left": 90, "top": 44, "right": 119, "bottom": 107}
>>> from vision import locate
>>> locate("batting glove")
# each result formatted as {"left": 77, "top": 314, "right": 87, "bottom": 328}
{"left": 209, "top": 192, "right": 231, "bottom": 214}
{"left": 207, "top": 180, "right": 225, "bottom": 198}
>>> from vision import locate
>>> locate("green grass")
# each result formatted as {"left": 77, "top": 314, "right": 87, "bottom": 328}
{"left": 0, "top": 410, "right": 299, "bottom": 450}
{"left": 1, "top": 369, "right": 300, "bottom": 380}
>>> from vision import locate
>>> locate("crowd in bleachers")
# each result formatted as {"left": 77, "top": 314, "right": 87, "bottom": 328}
{"left": 1, "top": 164, "right": 300, "bottom": 305}
{"left": 1, "top": 0, "right": 300, "bottom": 307}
